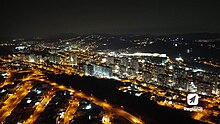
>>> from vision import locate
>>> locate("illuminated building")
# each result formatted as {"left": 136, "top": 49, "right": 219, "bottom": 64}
{"left": 84, "top": 64, "right": 112, "bottom": 78}
{"left": 149, "top": 56, "right": 168, "bottom": 64}
{"left": 201, "top": 72, "right": 218, "bottom": 83}
{"left": 156, "top": 65, "right": 165, "bottom": 74}
{"left": 174, "top": 77, "right": 189, "bottom": 91}
{"left": 49, "top": 55, "right": 61, "bottom": 64}
{"left": 36, "top": 55, "right": 44, "bottom": 63}
{"left": 107, "top": 56, "right": 114, "bottom": 66}
{"left": 28, "top": 54, "right": 36, "bottom": 63}
{"left": 212, "top": 82, "right": 219, "bottom": 95}
{"left": 28, "top": 54, "right": 44, "bottom": 63}
{"left": 120, "top": 65, "right": 126, "bottom": 74}
{"left": 187, "top": 80, "right": 197, "bottom": 92}
{"left": 194, "top": 72, "right": 218, "bottom": 95}
{"left": 69, "top": 53, "right": 77, "bottom": 65}
{"left": 154, "top": 65, "right": 165, "bottom": 79}
{"left": 120, "top": 57, "right": 128, "bottom": 67}
{"left": 93, "top": 64, "right": 112, "bottom": 78}
{"left": 142, "top": 71, "right": 152, "bottom": 82}
{"left": 84, "top": 64, "right": 94, "bottom": 76}
{"left": 127, "top": 68, "right": 136, "bottom": 77}
{"left": 196, "top": 80, "right": 213, "bottom": 95}
{"left": 173, "top": 67, "right": 187, "bottom": 78}
{"left": 130, "top": 59, "right": 139, "bottom": 72}
{"left": 144, "top": 62, "right": 154, "bottom": 73}
{"left": 157, "top": 74, "right": 171, "bottom": 86}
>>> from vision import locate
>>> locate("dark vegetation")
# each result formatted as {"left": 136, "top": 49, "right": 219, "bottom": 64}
{"left": 47, "top": 73, "right": 205, "bottom": 124}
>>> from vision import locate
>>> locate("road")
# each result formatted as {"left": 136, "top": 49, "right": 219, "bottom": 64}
{"left": 0, "top": 61, "right": 145, "bottom": 124}
{"left": 60, "top": 98, "right": 81, "bottom": 124}
{"left": 74, "top": 92, "right": 145, "bottom": 124}
{"left": 0, "top": 81, "right": 34, "bottom": 122}
{"left": 33, "top": 77, "right": 144, "bottom": 124}
{"left": 23, "top": 88, "right": 56, "bottom": 124}
{"left": 102, "top": 111, "right": 113, "bottom": 124}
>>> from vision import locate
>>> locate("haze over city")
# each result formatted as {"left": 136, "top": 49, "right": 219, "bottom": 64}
{"left": 1, "top": 0, "right": 220, "bottom": 38}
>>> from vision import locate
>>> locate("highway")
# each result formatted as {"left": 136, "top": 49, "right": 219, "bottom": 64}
{"left": 0, "top": 81, "right": 34, "bottom": 122}
{"left": 23, "top": 88, "right": 56, "bottom": 124}
{"left": 60, "top": 98, "right": 81, "bottom": 124}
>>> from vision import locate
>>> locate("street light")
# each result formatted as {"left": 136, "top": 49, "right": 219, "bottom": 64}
{"left": 120, "top": 106, "right": 124, "bottom": 110}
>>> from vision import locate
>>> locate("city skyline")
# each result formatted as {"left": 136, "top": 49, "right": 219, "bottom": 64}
{"left": 0, "top": 1, "right": 220, "bottom": 124}
{"left": 0, "top": 35, "right": 219, "bottom": 123}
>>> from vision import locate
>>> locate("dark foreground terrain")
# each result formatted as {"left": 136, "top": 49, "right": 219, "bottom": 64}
{"left": 47, "top": 73, "right": 205, "bottom": 124}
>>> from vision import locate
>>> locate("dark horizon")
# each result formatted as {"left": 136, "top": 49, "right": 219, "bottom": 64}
{"left": 1, "top": 0, "right": 220, "bottom": 38}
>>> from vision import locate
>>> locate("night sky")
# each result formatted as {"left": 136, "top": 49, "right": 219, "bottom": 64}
{"left": 1, "top": 0, "right": 220, "bottom": 37}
